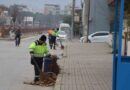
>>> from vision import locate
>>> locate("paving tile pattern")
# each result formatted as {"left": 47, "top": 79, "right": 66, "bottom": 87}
{"left": 59, "top": 41, "right": 112, "bottom": 90}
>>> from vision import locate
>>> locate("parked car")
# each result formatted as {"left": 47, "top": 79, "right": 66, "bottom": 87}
{"left": 57, "top": 31, "right": 67, "bottom": 40}
{"left": 88, "top": 31, "right": 109, "bottom": 43}
{"left": 80, "top": 31, "right": 110, "bottom": 43}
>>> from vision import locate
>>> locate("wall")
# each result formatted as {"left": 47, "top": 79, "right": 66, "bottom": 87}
{"left": 89, "top": 0, "right": 110, "bottom": 34}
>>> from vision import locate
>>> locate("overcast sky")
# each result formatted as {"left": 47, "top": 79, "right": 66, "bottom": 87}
{"left": 0, "top": 0, "right": 81, "bottom": 12}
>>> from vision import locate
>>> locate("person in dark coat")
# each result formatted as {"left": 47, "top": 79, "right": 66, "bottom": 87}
{"left": 15, "top": 28, "right": 22, "bottom": 46}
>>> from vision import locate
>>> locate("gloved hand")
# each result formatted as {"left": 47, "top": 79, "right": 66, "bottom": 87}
{"left": 45, "top": 53, "right": 51, "bottom": 58}
{"left": 30, "top": 53, "right": 34, "bottom": 57}
{"left": 30, "top": 51, "right": 34, "bottom": 58}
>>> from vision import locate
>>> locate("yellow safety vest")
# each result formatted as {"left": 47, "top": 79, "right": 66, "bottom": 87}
{"left": 29, "top": 40, "right": 49, "bottom": 57}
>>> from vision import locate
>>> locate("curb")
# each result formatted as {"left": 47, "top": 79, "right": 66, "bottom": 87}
{"left": 53, "top": 73, "right": 62, "bottom": 90}
{"left": 0, "top": 37, "right": 13, "bottom": 41}
{"left": 53, "top": 41, "right": 68, "bottom": 90}
{"left": 0, "top": 34, "right": 39, "bottom": 41}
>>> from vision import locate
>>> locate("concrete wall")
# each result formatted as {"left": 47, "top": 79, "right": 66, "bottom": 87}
{"left": 89, "top": 0, "right": 110, "bottom": 34}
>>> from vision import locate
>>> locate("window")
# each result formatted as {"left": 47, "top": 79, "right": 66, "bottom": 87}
{"left": 58, "top": 31, "right": 66, "bottom": 35}
{"left": 92, "top": 33, "right": 109, "bottom": 37}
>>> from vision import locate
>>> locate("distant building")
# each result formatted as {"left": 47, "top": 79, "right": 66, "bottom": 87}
{"left": 44, "top": 4, "right": 60, "bottom": 15}
{"left": 82, "top": 0, "right": 110, "bottom": 36}
{"left": 0, "top": 11, "right": 12, "bottom": 25}
{"left": 63, "top": 4, "right": 72, "bottom": 15}
{"left": 74, "top": 8, "right": 82, "bottom": 23}
{"left": 1, "top": 11, "right": 8, "bottom": 17}
{"left": 89, "top": 0, "right": 110, "bottom": 34}
{"left": 23, "top": 16, "right": 34, "bottom": 27}
{"left": 107, "top": 0, "right": 115, "bottom": 32}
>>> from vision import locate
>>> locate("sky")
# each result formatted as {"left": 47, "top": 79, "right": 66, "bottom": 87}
{"left": 0, "top": 0, "right": 81, "bottom": 12}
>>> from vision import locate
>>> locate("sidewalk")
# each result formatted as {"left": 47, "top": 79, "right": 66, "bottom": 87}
{"left": 0, "top": 33, "right": 40, "bottom": 41}
{"left": 54, "top": 40, "right": 112, "bottom": 90}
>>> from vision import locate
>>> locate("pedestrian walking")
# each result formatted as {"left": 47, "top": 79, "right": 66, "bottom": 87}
{"left": 15, "top": 28, "right": 21, "bottom": 46}
{"left": 29, "top": 35, "right": 49, "bottom": 83}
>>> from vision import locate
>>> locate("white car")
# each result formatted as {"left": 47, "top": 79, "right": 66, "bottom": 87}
{"left": 80, "top": 31, "right": 109, "bottom": 43}
{"left": 57, "top": 31, "right": 67, "bottom": 40}
{"left": 88, "top": 31, "right": 109, "bottom": 43}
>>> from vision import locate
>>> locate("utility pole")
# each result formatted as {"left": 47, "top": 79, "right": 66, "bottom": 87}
{"left": 86, "top": 0, "right": 90, "bottom": 42}
{"left": 71, "top": 0, "right": 75, "bottom": 40}
{"left": 80, "top": 0, "right": 83, "bottom": 37}
{"left": 82, "top": 0, "right": 90, "bottom": 43}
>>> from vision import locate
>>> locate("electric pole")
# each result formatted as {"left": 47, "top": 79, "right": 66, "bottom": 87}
{"left": 71, "top": 0, "right": 75, "bottom": 40}
{"left": 82, "top": 0, "right": 90, "bottom": 43}
{"left": 86, "top": 0, "right": 90, "bottom": 42}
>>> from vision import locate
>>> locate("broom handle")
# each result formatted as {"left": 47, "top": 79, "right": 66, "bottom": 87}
{"left": 59, "top": 37, "right": 63, "bottom": 46}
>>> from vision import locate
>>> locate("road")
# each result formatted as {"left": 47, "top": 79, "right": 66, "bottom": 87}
{"left": 0, "top": 36, "right": 54, "bottom": 90}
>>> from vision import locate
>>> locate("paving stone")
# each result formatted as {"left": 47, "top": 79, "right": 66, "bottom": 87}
{"left": 54, "top": 40, "right": 112, "bottom": 90}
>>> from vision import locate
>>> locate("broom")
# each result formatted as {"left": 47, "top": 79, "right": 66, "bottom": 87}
{"left": 59, "top": 38, "right": 64, "bottom": 50}
{"left": 24, "top": 57, "right": 55, "bottom": 86}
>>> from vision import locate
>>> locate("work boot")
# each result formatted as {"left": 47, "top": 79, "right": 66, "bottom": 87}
{"left": 53, "top": 45, "right": 56, "bottom": 50}
{"left": 50, "top": 45, "right": 53, "bottom": 49}
{"left": 34, "top": 77, "right": 40, "bottom": 82}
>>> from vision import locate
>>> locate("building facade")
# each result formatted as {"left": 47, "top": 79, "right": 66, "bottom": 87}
{"left": 107, "top": 0, "right": 115, "bottom": 32}
{"left": 0, "top": 11, "right": 12, "bottom": 25}
{"left": 89, "top": 0, "right": 110, "bottom": 34}
{"left": 44, "top": 4, "right": 60, "bottom": 15}
{"left": 63, "top": 4, "right": 72, "bottom": 15}
{"left": 82, "top": 0, "right": 111, "bottom": 36}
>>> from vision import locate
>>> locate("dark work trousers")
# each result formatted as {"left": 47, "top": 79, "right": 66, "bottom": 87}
{"left": 48, "top": 34, "right": 53, "bottom": 49}
{"left": 48, "top": 35, "right": 56, "bottom": 49}
{"left": 49, "top": 39, "right": 53, "bottom": 49}
{"left": 51, "top": 36, "right": 56, "bottom": 49}
{"left": 31, "top": 57, "right": 43, "bottom": 82}
{"left": 15, "top": 36, "right": 21, "bottom": 46}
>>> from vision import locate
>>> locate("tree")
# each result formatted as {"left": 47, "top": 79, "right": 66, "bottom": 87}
{"left": 8, "top": 4, "right": 26, "bottom": 24}
{"left": 124, "top": 1, "right": 130, "bottom": 27}
{"left": 0, "top": 5, "right": 8, "bottom": 15}
{"left": 0, "top": 17, "right": 6, "bottom": 25}
{"left": 63, "top": 15, "right": 72, "bottom": 25}
{"left": 125, "top": 0, "right": 130, "bottom": 15}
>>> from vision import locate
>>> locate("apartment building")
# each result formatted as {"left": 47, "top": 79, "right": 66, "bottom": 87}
{"left": 44, "top": 4, "right": 60, "bottom": 15}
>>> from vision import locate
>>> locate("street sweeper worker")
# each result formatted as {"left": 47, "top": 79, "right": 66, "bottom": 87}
{"left": 48, "top": 29, "right": 59, "bottom": 49}
{"left": 29, "top": 35, "right": 49, "bottom": 83}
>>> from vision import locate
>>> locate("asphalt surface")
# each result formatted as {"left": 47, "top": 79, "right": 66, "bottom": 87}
{"left": 0, "top": 36, "right": 113, "bottom": 90}
{"left": 0, "top": 36, "right": 54, "bottom": 90}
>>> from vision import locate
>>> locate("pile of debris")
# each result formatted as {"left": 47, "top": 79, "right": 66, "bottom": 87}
{"left": 24, "top": 55, "right": 60, "bottom": 87}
